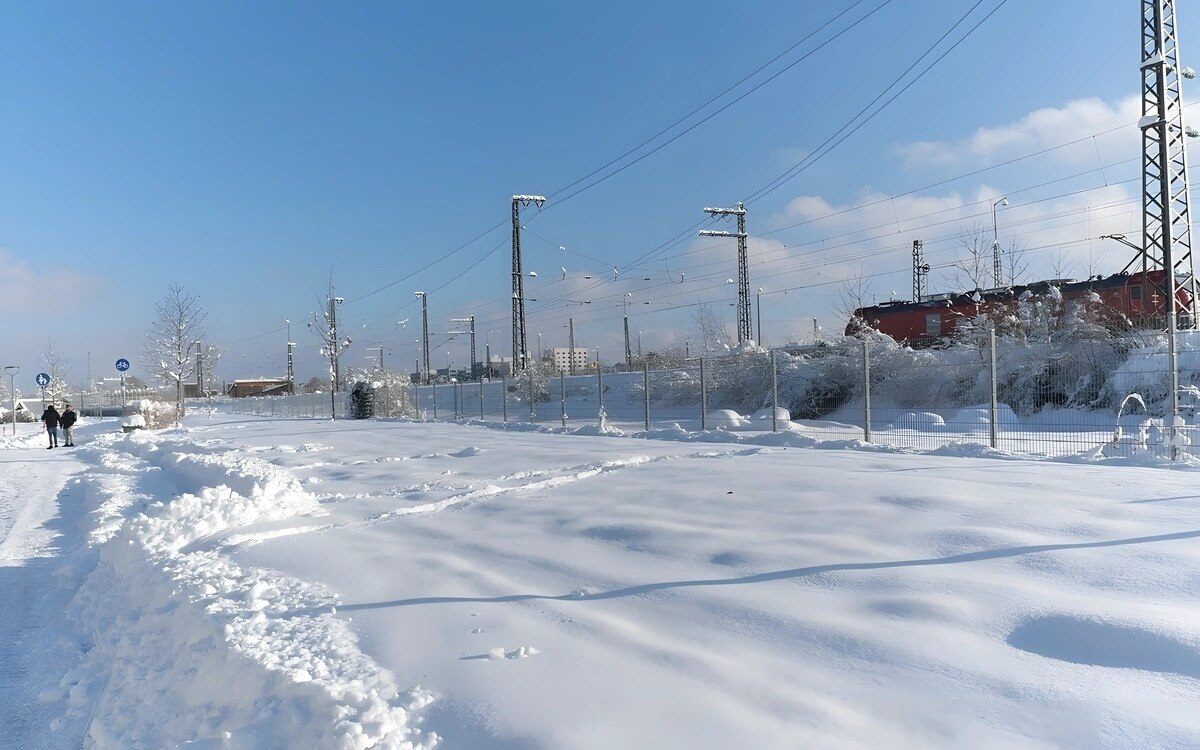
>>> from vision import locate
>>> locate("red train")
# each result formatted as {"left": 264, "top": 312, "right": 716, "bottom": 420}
{"left": 848, "top": 270, "right": 1193, "bottom": 345}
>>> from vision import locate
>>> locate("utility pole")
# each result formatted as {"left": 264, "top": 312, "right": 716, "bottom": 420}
{"left": 415, "top": 291, "right": 430, "bottom": 384}
{"left": 450, "top": 316, "right": 476, "bottom": 380}
{"left": 912, "top": 240, "right": 929, "bottom": 302}
{"left": 699, "top": 202, "right": 751, "bottom": 343}
{"left": 623, "top": 294, "right": 633, "bottom": 367}
{"left": 991, "top": 197, "right": 1008, "bottom": 288}
{"left": 568, "top": 317, "right": 576, "bottom": 376}
{"left": 512, "top": 195, "right": 546, "bottom": 372}
{"left": 196, "top": 344, "right": 203, "bottom": 397}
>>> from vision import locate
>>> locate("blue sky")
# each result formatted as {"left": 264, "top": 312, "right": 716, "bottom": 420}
{"left": 0, "top": 1, "right": 1187, "bottom": 386}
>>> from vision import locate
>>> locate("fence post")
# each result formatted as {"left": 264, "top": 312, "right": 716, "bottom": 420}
{"left": 502, "top": 377, "right": 508, "bottom": 422}
{"left": 862, "top": 338, "right": 872, "bottom": 443}
{"left": 529, "top": 368, "right": 536, "bottom": 422}
{"left": 560, "top": 372, "right": 567, "bottom": 427}
{"left": 771, "top": 350, "right": 778, "bottom": 433}
{"left": 432, "top": 382, "right": 438, "bottom": 420}
{"left": 479, "top": 379, "right": 485, "bottom": 420}
{"left": 597, "top": 364, "right": 604, "bottom": 424}
{"left": 989, "top": 329, "right": 998, "bottom": 449}
{"left": 700, "top": 357, "right": 707, "bottom": 431}
{"left": 643, "top": 362, "right": 650, "bottom": 431}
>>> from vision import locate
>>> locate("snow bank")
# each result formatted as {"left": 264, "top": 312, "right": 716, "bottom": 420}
{"left": 61, "top": 431, "right": 439, "bottom": 748}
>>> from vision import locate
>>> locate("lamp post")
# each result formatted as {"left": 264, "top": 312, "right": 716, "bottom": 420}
{"left": 486, "top": 329, "right": 502, "bottom": 378}
{"left": 3, "top": 366, "right": 17, "bottom": 436}
{"left": 992, "top": 196, "right": 1008, "bottom": 288}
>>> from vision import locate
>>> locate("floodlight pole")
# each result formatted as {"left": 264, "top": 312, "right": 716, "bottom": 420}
{"left": 992, "top": 197, "right": 1008, "bottom": 287}
{"left": 700, "top": 202, "right": 751, "bottom": 343}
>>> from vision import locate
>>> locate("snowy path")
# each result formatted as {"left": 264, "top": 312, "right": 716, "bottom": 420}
{"left": 0, "top": 429, "right": 89, "bottom": 750}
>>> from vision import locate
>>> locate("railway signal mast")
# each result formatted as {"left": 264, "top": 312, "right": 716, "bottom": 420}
{"left": 912, "top": 240, "right": 929, "bottom": 303}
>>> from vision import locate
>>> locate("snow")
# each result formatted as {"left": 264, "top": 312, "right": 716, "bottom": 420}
{"left": 3, "top": 412, "right": 1200, "bottom": 747}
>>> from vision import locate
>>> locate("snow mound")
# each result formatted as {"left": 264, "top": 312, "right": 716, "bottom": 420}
{"left": 63, "top": 431, "right": 438, "bottom": 748}
{"left": 705, "top": 409, "right": 748, "bottom": 429}
{"left": 894, "top": 412, "right": 945, "bottom": 430}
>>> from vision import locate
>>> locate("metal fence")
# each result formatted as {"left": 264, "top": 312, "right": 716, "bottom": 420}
{"left": 223, "top": 333, "right": 1200, "bottom": 461}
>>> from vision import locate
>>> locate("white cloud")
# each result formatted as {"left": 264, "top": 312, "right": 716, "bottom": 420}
{"left": 892, "top": 96, "right": 1141, "bottom": 170}
{"left": 0, "top": 248, "right": 106, "bottom": 313}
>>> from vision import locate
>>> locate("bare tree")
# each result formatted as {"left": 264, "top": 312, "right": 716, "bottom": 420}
{"left": 1003, "top": 237, "right": 1033, "bottom": 287}
{"left": 143, "top": 283, "right": 208, "bottom": 423}
{"left": 42, "top": 340, "right": 71, "bottom": 406}
{"left": 835, "top": 267, "right": 873, "bottom": 324}
{"left": 949, "top": 222, "right": 993, "bottom": 290}
{"left": 307, "top": 288, "right": 350, "bottom": 418}
{"left": 692, "top": 303, "right": 733, "bottom": 355}
{"left": 1049, "top": 250, "right": 1076, "bottom": 280}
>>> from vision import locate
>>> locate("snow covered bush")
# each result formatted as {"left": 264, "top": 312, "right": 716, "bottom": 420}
{"left": 127, "top": 398, "right": 177, "bottom": 429}
{"left": 342, "top": 367, "right": 416, "bottom": 418}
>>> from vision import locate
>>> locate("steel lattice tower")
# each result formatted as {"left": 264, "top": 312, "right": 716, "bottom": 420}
{"left": 512, "top": 195, "right": 545, "bottom": 371}
{"left": 700, "top": 202, "right": 752, "bottom": 343}
{"left": 1127, "top": 0, "right": 1196, "bottom": 325}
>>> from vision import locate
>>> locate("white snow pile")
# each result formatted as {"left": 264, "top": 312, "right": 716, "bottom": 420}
{"left": 57, "top": 430, "right": 439, "bottom": 748}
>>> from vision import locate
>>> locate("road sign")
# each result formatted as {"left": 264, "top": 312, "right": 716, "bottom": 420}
{"left": 35, "top": 372, "right": 51, "bottom": 387}
{"left": 115, "top": 358, "right": 130, "bottom": 372}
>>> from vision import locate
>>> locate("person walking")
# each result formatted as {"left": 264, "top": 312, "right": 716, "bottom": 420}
{"left": 41, "top": 403, "right": 60, "bottom": 449}
{"left": 60, "top": 403, "right": 78, "bottom": 447}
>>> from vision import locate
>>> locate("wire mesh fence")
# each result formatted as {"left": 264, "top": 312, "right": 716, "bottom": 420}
{"left": 221, "top": 330, "right": 1200, "bottom": 461}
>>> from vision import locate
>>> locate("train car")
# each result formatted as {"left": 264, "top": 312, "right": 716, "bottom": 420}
{"left": 848, "top": 270, "right": 1192, "bottom": 345}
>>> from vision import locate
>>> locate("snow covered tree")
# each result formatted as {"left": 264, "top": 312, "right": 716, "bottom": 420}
{"left": 692, "top": 303, "right": 733, "bottom": 355}
{"left": 341, "top": 365, "right": 416, "bottom": 418}
{"left": 307, "top": 291, "right": 351, "bottom": 418}
{"left": 42, "top": 340, "right": 71, "bottom": 405}
{"left": 143, "top": 283, "right": 208, "bottom": 423}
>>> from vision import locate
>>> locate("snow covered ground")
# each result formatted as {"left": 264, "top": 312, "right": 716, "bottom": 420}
{"left": 3, "top": 412, "right": 1200, "bottom": 748}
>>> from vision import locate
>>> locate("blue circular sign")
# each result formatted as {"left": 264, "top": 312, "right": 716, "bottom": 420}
{"left": 35, "top": 372, "right": 51, "bottom": 387}
{"left": 115, "top": 358, "right": 130, "bottom": 372}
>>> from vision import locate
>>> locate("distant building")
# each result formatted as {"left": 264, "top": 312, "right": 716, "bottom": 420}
{"left": 551, "top": 347, "right": 591, "bottom": 373}
{"left": 227, "top": 378, "right": 290, "bottom": 398}
{"left": 487, "top": 356, "right": 514, "bottom": 378}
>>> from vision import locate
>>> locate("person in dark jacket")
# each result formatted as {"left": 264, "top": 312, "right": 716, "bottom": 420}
{"left": 60, "top": 404, "right": 78, "bottom": 447}
{"left": 41, "top": 404, "right": 60, "bottom": 448}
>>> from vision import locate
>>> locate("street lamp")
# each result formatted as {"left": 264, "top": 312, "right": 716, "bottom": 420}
{"left": 992, "top": 197, "right": 1008, "bottom": 288}
{"left": 3, "top": 366, "right": 17, "bottom": 436}
{"left": 485, "top": 329, "right": 502, "bottom": 378}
